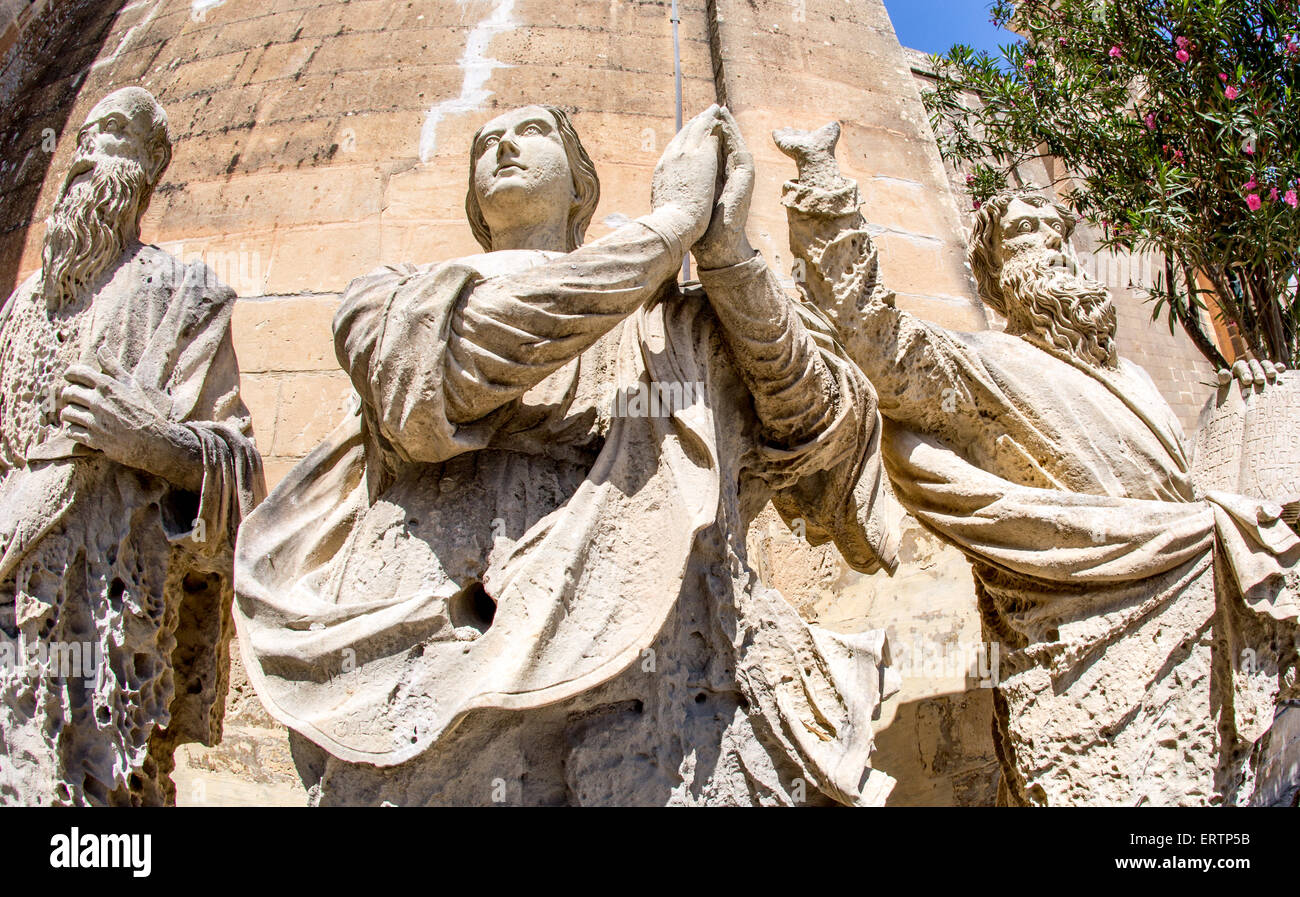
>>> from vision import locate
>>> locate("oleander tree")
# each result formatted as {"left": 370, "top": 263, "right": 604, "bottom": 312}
{"left": 922, "top": 0, "right": 1300, "bottom": 368}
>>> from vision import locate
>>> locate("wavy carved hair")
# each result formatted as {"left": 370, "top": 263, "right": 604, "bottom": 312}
{"left": 465, "top": 106, "right": 600, "bottom": 252}
{"left": 968, "top": 189, "right": 1076, "bottom": 317}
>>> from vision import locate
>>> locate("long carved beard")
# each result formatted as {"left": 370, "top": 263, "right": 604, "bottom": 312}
{"left": 999, "top": 252, "right": 1118, "bottom": 370}
{"left": 41, "top": 156, "right": 148, "bottom": 308}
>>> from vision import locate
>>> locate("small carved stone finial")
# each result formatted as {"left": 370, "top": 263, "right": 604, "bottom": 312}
{"left": 773, "top": 121, "right": 844, "bottom": 189}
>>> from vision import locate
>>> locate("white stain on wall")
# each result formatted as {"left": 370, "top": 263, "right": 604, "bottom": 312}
{"left": 91, "top": 0, "right": 164, "bottom": 71}
{"left": 191, "top": 0, "right": 227, "bottom": 21}
{"left": 419, "top": 0, "right": 518, "bottom": 163}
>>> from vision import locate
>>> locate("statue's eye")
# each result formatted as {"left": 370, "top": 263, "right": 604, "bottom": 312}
{"left": 482, "top": 135, "right": 500, "bottom": 150}
{"left": 1019, "top": 220, "right": 1033, "bottom": 232}
{"left": 523, "top": 123, "right": 543, "bottom": 136}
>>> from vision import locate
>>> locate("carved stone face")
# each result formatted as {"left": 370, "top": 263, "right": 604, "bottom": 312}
{"left": 996, "top": 197, "right": 1072, "bottom": 267}
{"left": 992, "top": 197, "right": 1117, "bottom": 369}
{"left": 61, "top": 91, "right": 164, "bottom": 202}
{"left": 43, "top": 89, "right": 166, "bottom": 306}
{"left": 471, "top": 106, "right": 576, "bottom": 225}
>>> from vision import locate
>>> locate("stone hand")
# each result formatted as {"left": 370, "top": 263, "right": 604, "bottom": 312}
{"left": 651, "top": 104, "right": 721, "bottom": 248}
{"left": 773, "top": 121, "right": 846, "bottom": 190}
{"left": 694, "top": 106, "right": 756, "bottom": 271}
{"left": 1218, "top": 357, "right": 1286, "bottom": 393}
{"left": 59, "top": 348, "right": 201, "bottom": 491}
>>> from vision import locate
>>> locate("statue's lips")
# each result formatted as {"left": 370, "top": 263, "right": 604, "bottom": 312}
{"left": 493, "top": 163, "right": 526, "bottom": 177}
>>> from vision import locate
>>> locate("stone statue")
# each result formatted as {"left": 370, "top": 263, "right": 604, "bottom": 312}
{"left": 773, "top": 122, "right": 1300, "bottom": 806}
{"left": 0, "top": 87, "right": 265, "bottom": 806}
{"left": 234, "top": 104, "right": 904, "bottom": 806}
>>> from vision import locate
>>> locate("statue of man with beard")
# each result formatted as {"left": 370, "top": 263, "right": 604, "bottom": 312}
{"left": 0, "top": 87, "right": 265, "bottom": 806}
{"left": 773, "top": 123, "right": 1300, "bottom": 806}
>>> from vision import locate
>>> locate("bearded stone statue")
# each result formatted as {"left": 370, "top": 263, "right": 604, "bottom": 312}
{"left": 773, "top": 123, "right": 1300, "bottom": 806}
{"left": 0, "top": 87, "right": 265, "bottom": 806}
{"left": 234, "top": 104, "right": 904, "bottom": 806}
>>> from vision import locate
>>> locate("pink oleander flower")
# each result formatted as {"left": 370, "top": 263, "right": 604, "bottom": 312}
{"left": 1219, "top": 72, "right": 1230, "bottom": 82}
{"left": 1109, "top": 45, "right": 1123, "bottom": 58}
{"left": 1271, "top": 187, "right": 1281, "bottom": 201}
{"left": 1247, "top": 193, "right": 1263, "bottom": 211}
{"left": 1246, "top": 176, "right": 1259, "bottom": 191}
{"left": 1175, "top": 36, "right": 1190, "bottom": 50}
{"left": 1245, "top": 143, "right": 1256, "bottom": 155}
{"left": 1176, "top": 49, "right": 1190, "bottom": 63}
{"left": 1225, "top": 85, "right": 1240, "bottom": 99}
{"left": 1144, "top": 112, "right": 1157, "bottom": 130}
{"left": 1174, "top": 149, "right": 1185, "bottom": 163}
{"left": 1287, "top": 190, "right": 1299, "bottom": 209}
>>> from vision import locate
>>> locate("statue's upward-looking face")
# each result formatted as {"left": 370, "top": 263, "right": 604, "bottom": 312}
{"left": 471, "top": 106, "right": 576, "bottom": 241}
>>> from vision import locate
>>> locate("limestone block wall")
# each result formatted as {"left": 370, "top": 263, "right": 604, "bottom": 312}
{"left": 3, "top": 0, "right": 1004, "bottom": 805}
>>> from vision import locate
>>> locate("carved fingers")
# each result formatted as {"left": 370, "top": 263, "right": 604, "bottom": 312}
{"left": 651, "top": 105, "right": 721, "bottom": 247}
{"left": 58, "top": 350, "right": 162, "bottom": 461}
{"left": 1222, "top": 357, "right": 1286, "bottom": 392}
{"left": 695, "top": 106, "right": 756, "bottom": 270}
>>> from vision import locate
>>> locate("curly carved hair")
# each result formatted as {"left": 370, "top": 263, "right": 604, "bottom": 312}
{"left": 465, "top": 106, "right": 600, "bottom": 252}
{"left": 968, "top": 189, "right": 1076, "bottom": 316}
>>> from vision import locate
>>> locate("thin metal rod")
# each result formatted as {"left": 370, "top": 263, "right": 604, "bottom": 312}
{"left": 671, "top": 0, "right": 689, "bottom": 282}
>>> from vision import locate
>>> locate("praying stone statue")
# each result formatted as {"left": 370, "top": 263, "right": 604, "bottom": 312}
{"left": 0, "top": 87, "right": 265, "bottom": 806}
{"left": 235, "top": 104, "right": 903, "bottom": 806}
{"left": 773, "top": 122, "right": 1300, "bottom": 806}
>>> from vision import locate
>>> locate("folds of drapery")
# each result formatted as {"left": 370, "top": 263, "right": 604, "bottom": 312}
{"left": 0, "top": 258, "right": 264, "bottom": 605}
{"left": 237, "top": 248, "right": 902, "bottom": 803}
{"left": 884, "top": 424, "right": 1299, "bottom": 621}
{"left": 0, "top": 255, "right": 266, "bottom": 800}
{"left": 884, "top": 422, "right": 1298, "bottom": 756}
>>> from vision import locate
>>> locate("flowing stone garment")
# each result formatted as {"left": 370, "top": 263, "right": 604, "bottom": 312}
{"left": 781, "top": 163, "right": 1300, "bottom": 806}
{"left": 236, "top": 219, "right": 903, "bottom": 806}
{"left": 0, "top": 245, "right": 264, "bottom": 806}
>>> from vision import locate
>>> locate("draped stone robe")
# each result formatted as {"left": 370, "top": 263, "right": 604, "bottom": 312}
{"left": 235, "top": 219, "right": 903, "bottom": 806}
{"left": 0, "top": 244, "right": 264, "bottom": 806}
{"left": 782, "top": 177, "right": 1300, "bottom": 806}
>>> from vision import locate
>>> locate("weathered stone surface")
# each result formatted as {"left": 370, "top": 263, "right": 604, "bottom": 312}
{"left": 0, "top": 88, "right": 265, "bottom": 806}
{"left": 774, "top": 123, "right": 1300, "bottom": 806}
{"left": 234, "top": 104, "right": 902, "bottom": 806}
{"left": 1194, "top": 371, "right": 1300, "bottom": 507}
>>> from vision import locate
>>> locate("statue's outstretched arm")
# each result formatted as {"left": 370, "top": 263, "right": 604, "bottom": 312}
{"left": 774, "top": 124, "right": 971, "bottom": 427}
{"left": 334, "top": 216, "right": 688, "bottom": 463}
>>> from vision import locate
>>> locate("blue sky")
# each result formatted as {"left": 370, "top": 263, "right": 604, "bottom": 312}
{"left": 882, "top": 0, "right": 1021, "bottom": 57}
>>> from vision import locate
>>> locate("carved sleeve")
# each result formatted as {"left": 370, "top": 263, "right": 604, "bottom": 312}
{"left": 334, "top": 221, "right": 683, "bottom": 464}
{"left": 696, "top": 255, "right": 840, "bottom": 448}
{"left": 697, "top": 256, "right": 901, "bottom": 573}
{"left": 442, "top": 222, "right": 682, "bottom": 425}
{"left": 170, "top": 271, "right": 266, "bottom": 555}
{"left": 782, "top": 178, "right": 894, "bottom": 358}
{"left": 782, "top": 179, "right": 978, "bottom": 429}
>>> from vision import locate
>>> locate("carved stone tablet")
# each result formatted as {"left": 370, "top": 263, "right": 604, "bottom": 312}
{"left": 1193, "top": 371, "right": 1300, "bottom": 519}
